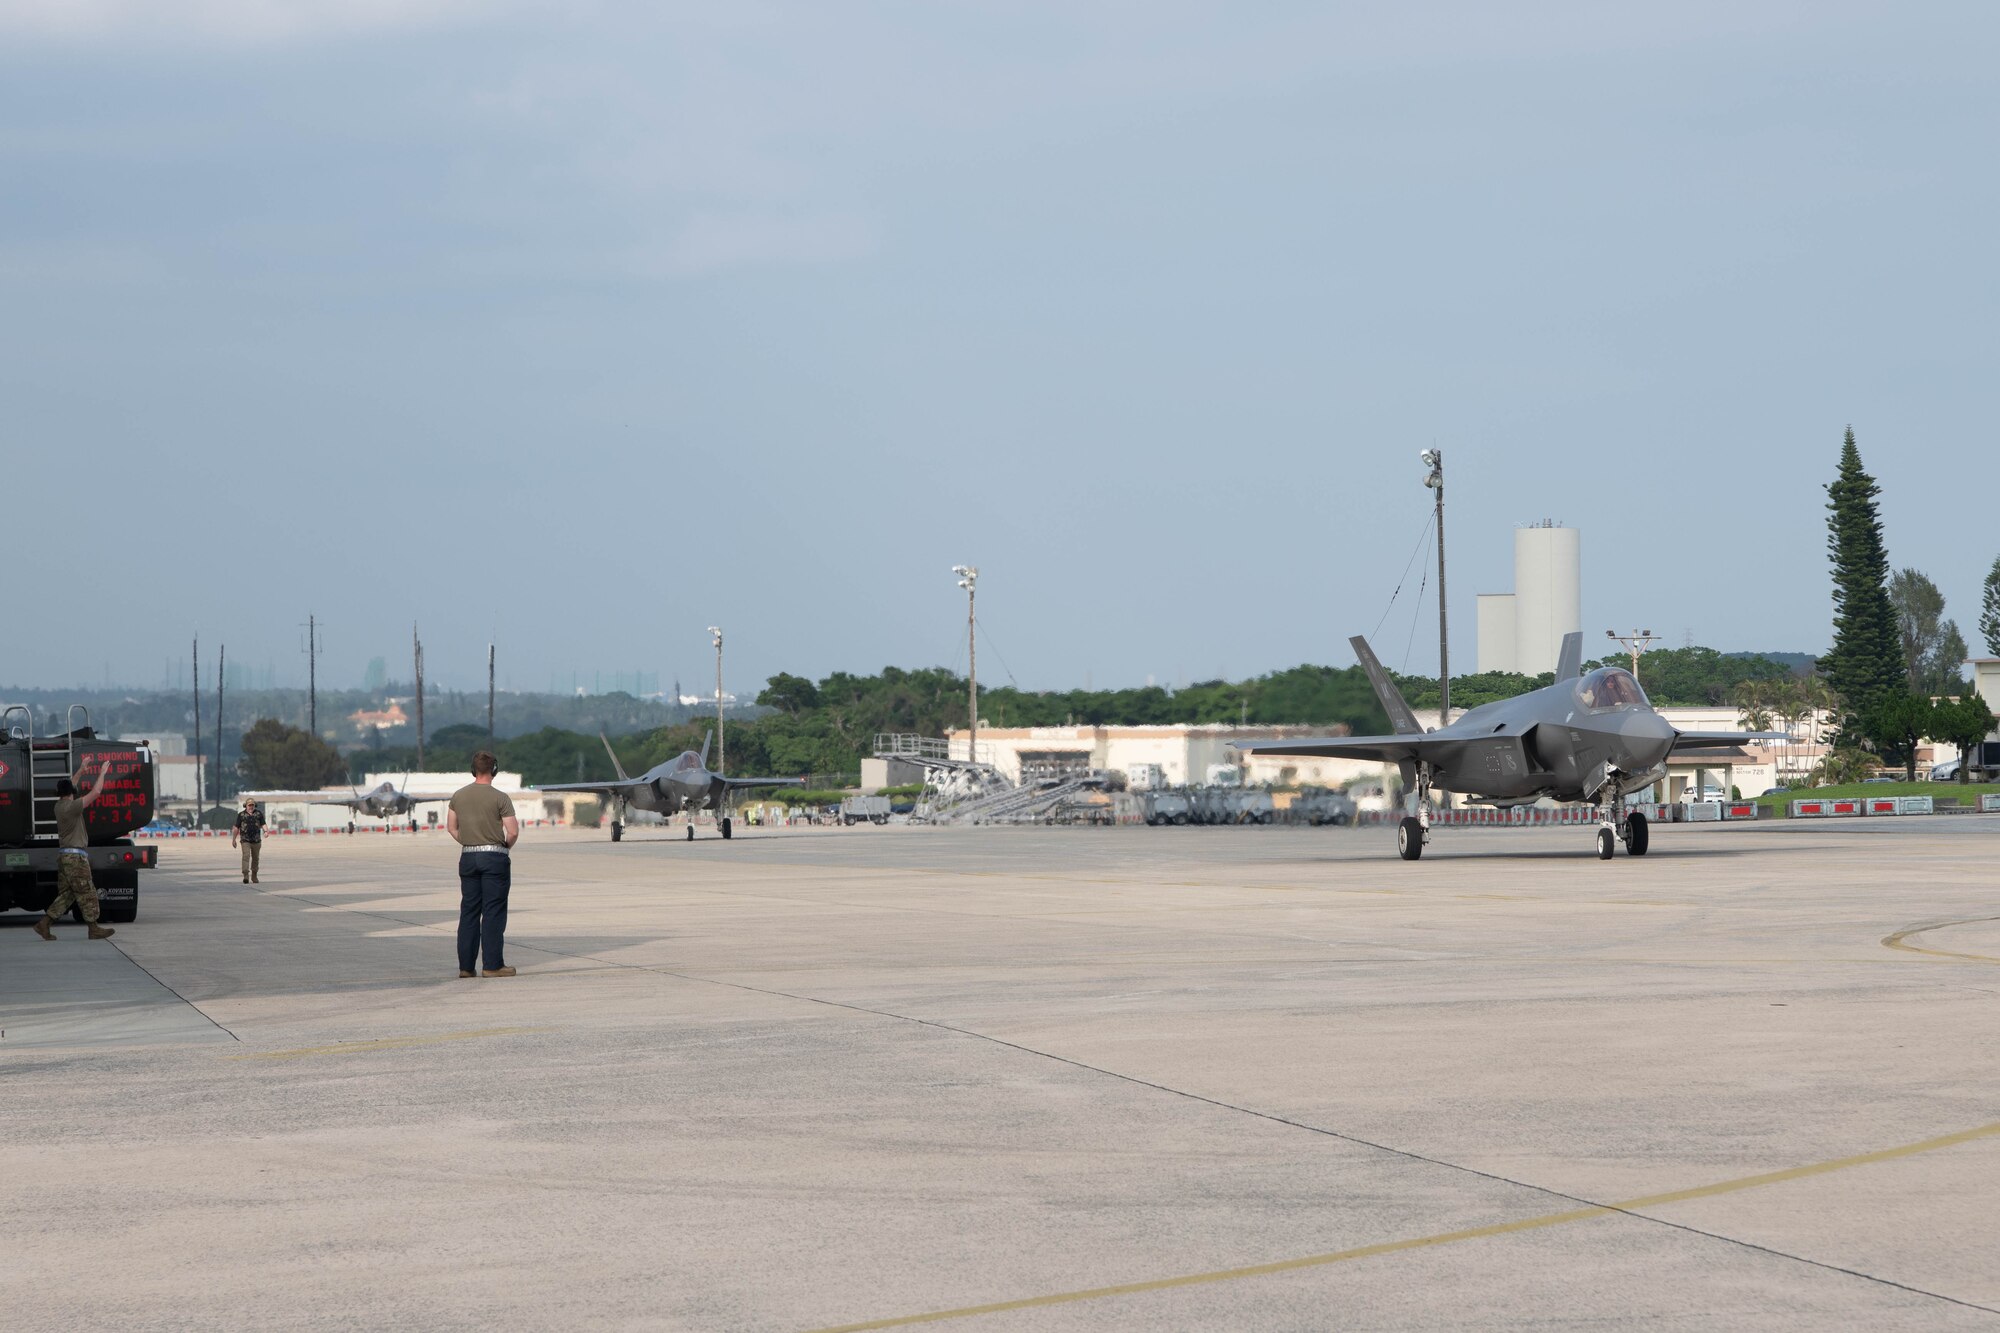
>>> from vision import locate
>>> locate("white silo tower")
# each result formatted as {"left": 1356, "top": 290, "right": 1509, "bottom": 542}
{"left": 1512, "top": 524, "right": 1581, "bottom": 677}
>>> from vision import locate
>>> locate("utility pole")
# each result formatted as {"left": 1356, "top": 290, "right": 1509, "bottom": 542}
{"left": 487, "top": 643, "right": 496, "bottom": 743}
{"left": 707, "top": 627, "right": 724, "bottom": 775}
{"left": 303, "top": 613, "right": 318, "bottom": 736}
{"left": 1421, "top": 450, "right": 1449, "bottom": 726}
{"left": 413, "top": 625, "right": 425, "bottom": 771}
{"left": 953, "top": 565, "right": 978, "bottom": 764}
{"left": 216, "top": 644, "right": 225, "bottom": 805}
{"left": 192, "top": 637, "right": 202, "bottom": 825}
{"left": 1605, "top": 629, "right": 1661, "bottom": 681}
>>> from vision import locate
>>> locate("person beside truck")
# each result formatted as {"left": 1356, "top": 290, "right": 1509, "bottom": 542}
{"left": 33, "top": 761, "right": 117, "bottom": 941}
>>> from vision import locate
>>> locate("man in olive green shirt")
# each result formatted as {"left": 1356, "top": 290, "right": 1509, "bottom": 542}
{"left": 446, "top": 751, "right": 520, "bottom": 978}
{"left": 35, "top": 762, "right": 116, "bottom": 941}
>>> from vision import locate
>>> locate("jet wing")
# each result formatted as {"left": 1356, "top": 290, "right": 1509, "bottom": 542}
{"left": 718, "top": 776, "right": 806, "bottom": 789}
{"left": 1233, "top": 733, "right": 1453, "bottom": 762}
{"left": 239, "top": 789, "right": 365, "bottom": 806}
{"left": 1671, "top": 731, "right": 1789, "bottom": 751}
{"left": 533, "top": 777, "right": 659, "bottom": 795}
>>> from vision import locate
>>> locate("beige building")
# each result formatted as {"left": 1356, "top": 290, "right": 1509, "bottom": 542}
{"left": 947, "top": 724, "right": 1373, "bottom": 789}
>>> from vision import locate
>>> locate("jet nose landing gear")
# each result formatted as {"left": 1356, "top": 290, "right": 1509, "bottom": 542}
{"left": 1598, "top": 795, "right": 1649, "bottom": 858}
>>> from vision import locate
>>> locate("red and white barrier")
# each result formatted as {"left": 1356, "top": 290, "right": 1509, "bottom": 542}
{"left": 1791, "top": 797, "right": 1863, "bottom": 818}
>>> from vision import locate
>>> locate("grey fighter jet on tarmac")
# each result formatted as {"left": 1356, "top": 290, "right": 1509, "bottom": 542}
{"left": 240, "top": 777, "right": 453, "bottom": 832}
{"left": 1236, "top": 633, "right": 1780, "bottom": 861}
{"left": 535, "top": 732, "right": 802, "bottom": 842}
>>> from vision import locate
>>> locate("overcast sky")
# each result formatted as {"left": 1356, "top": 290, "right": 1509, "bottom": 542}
{"left": 6, "top": 2, "right": 1996, "bottom": 696}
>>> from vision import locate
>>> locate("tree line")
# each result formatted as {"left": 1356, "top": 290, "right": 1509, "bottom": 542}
{"left": 229, "top": 430, "right": 1997, "bottom": 793}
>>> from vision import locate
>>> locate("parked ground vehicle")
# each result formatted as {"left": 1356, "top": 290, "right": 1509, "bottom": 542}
{"left": 1234, "top": 790, "right": 1276, "bottom": 825}
{"left": 840, "top": 795, "right": 890, "bottom": 826}
{"left": 1143, "top": 791, "right": 1193, "bottom": 825}
{"left": 1291, "top": 788, "right": 1358, "bottom": 826}
{"left": 1, "top": 706, "right": 157, "bottom": 923}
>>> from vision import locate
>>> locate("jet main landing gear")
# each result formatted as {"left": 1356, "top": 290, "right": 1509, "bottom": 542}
{"left": 1398, "top": 816, "right": 1425, "bottom": 861}
{"left": 1397, "top": 766, "right": 1434, "bottom": 861}
{"left": 721, "top": 816, "right": 732, "bottom": 840}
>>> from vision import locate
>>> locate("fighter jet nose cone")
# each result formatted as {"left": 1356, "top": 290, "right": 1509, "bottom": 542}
{"left": 1622, "top": 711, "right": 1677, "bottom": 766}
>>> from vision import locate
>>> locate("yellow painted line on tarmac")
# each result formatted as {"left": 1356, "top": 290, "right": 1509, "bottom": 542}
{"left": 799, "top": 1120, "right": 2000, "bottom": 1333}
{"left": 226, "top": 1026, "right": 553, "bottom": 1061}
{"left": 1882, "top": 916, "right": 2000, "bottom": 965}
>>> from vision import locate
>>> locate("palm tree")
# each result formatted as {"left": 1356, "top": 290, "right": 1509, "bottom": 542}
{"left": 1801, "top": 675, "right": 1839, "bottom": 742}
{"left": 1734, "top": 680, "right": 1774, "bottom": 733}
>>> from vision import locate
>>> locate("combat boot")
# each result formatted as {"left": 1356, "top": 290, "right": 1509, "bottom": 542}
{"left": 88, "top": 924, "right": 116, "bottom": 940}
{"left": 32, "top": 917, "right": 55, "bottom": 941}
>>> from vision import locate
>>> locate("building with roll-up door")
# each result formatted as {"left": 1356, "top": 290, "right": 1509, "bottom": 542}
{"left": 1477, "top": 523, "right": 1582, "bottom": 678}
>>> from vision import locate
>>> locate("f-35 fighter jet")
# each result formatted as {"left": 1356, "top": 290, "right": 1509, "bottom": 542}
{"left": 240, "top": 777, "right": 453, "bottom": 832}
{"left": 1236, "top": 633, "right": 1779, "bottom": 861}
{"left": 536, "top": 731, "right": 802, "bottom": 842}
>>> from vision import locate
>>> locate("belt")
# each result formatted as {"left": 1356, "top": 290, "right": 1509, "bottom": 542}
{"left": 60, "top": 848, "right": 89, "bottom": 857}
{"left": 459, "top": 844, "right": 509, "bottom": 854}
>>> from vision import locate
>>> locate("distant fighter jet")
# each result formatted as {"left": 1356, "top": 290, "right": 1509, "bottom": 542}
{"left": 1236, "top": 633, "right": 1780, "bottom": 861}
{"left": 240, "top": 777, "right": 454, "bottom": 832}
{"left": 536, "top": 732, "right": 803, "bottom": 841}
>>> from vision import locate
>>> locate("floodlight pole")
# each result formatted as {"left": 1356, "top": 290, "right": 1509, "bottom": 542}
{"left": 487, "top": 643, "right": 496, "bottom": 743}
{"left": 1422, "top": 451, "right": 1448, "bottom": 726}
{"left": 216, "top": 644, "right": 225, "bottom": 805}
{"left": 1605, "top": 629, "right": 1661, "bottom": 681}
{"left": 192, "top": 638, "right": 202, "bottom": 825}
{"left": 953, "top": 566, "right": 978, "bottom": 764}
{"left": 708, "top": 627, "right": 724, "bottom": 776}
{"left": 413, "top": 625, "right": 425, "bottom": 772}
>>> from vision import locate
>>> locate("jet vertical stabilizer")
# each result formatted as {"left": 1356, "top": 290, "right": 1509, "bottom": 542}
{"left": 1348, "top": 636, "right": 1425, "bottom": 736}
{"left": 599, "top": 731, "right": 630, "bottom": 782}
{"left": 1554, "top": 631, "right": 1584, "bottom": 682}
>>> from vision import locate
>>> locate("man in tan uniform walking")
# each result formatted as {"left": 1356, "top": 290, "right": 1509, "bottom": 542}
{"left": 34, "top": 760, "right": 116, "bottom": 941}
{"left": 232, "top": 797, "right": 266, "bottom": 883}
{"left": 447, "top": 751, "right": 520, "bottom": 978}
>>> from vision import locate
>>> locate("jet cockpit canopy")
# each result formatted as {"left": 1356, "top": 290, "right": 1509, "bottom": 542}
{"left": 1578, "top": 666, "right": 1648, "bottom": 710}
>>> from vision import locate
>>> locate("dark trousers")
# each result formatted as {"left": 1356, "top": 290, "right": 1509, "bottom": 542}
{"left": 457, "top": 852, "right": 511, "bottom": 972}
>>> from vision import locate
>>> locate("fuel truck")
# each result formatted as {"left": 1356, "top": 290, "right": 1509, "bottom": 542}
{"left": 0, "top": 707, "right": 158, "bottom": 923}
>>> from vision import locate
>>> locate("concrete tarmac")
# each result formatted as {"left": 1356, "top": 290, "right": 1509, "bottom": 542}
{"left": 4, "top": 818, "right": 1999, "bottom": 1331}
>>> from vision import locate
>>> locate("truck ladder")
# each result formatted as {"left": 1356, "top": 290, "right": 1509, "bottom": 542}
{"left": 27, "top": 706, "right": 89, "bottom": 840}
